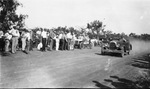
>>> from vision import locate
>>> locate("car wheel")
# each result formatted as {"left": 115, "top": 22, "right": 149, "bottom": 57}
{"left": 89, "top": 44, "right": 92, "bottom": 49}
{"left": 101, "top": 51, "right": 103, "bottom": 55}
{"left": 120, "top": 47, "right": 124, "bottom": 57}
{"left": 120, "top": 51, "right": 124, "bottom": 57}
{"left": 101, "top": 51, "right": 105, "bottom": 55}
{"left": 130, "top": 44, "right": 132, "bottom": 50}
{"left": 80, "top": 43, "right": 83, "bottom": 49}
{"left": 127, "top": 51, "right": 130, "bottom": 55}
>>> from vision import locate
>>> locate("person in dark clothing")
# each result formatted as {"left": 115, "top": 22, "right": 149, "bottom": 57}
{"left": 53, "top": 39, "right": 56, "bottom": 50}
{"left": 47, "top": 32, "right": 51, "bottom": 51}
{"left": 0, "top": 31, "right": 5, "bottom": 52}
{"left": 59, "top": 38, "right": 64, "bottom": 50}
{"left": 42, "top": 38, "right": 46, "bottom": 51}
{"left": 0, "top": 38, "right": 4, "bottom": 52}
{"left": 59, "top": 32, "right": 65, "bottom": 51}
{"left": 64, "top": 32, "right": 68, "bottom": 50}
{"left": 29, "top": 39, "right": 33, "bottom": 51}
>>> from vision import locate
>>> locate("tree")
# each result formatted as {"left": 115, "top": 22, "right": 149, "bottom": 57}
{"left": 129, "top": 33, "right": 136, "bottom": 37}
{"left": 141, "top": 34, "right": 150, "bottom": 41}
{"left": 105, "top": 30, "right": 112, "bottom": 35}
{"left": 87, "top": 20, "right": 104, "bottom": 39}
{"left": 54, "top": 26, "right": 67, "bottom": 33}
{"left": 0, "top": 0, "right": 28, "bottom": 32}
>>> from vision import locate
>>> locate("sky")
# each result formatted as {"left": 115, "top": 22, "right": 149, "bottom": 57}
{"left": 16, "top": 0, "right": 150, "bottom": 35}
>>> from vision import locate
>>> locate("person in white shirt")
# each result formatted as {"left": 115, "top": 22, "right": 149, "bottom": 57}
{"left": 58, "top": 32, "right": 62, "bottom": 39}
{"left": 0, "top": 30, "right": 3, "bottom": 38}
{"left": 21, "top": 30, "right": 27, "bottom": 52}
{"left": 35, "top": 30, "right": 42, "bottom": 48}
{"left": 9, "top": 26, "right": 19, "bottom": 53}
{"left": 55, "top": 35, "right": 60, "bottom": 51}
{"left": 16, "top": 29, "right": 20, "bottom": 51}
{"left": 36, "top": 30, "right": 41, "bottom": 35}
{"left": 4, "top": 31, "right": 12, "bottom": 52}
{"left": 29, "top": 30, "right": 33, "bottom": 51}
{"left": 41, "top": 29, "right": 47, "bottom": 51}
{"left": 70, "top": 33, "right": 76, "bottom": 50}
{"left": 66, "top": 32, "right": 72, "bottom": 50}
{"left": 26, "top": 31, "right": 31, "bottom": 52}
{"left": 48, "top": 30, "right": 56, "bottom": 51}
{"left": 58, "top": 32, "right": 64, "bottom": 50}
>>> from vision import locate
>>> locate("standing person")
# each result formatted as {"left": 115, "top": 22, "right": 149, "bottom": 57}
{"left": 16, "top": 28, "right": 20, "bottom": 51}
{"left": 4, "top": 31, "right": 12, "bottom": 53}
{"left": 21, "top": 30, "right": 27, "bottom": 53}
{"left": 41, "top": 29, "right": 47, "bottom": 51}
{"left": 52, "top": 31, "right": 56, "bottom": 50}
{"left": 49, "top": 30, "right": 55, "bottom": 51}
{"left": 0, "top": 30, "right": 4, "bottom": 52}
{"left": 9, "top": 26, "right": 18, "bottom": 53}
{"left": 89, "top": 38, "right": 92, "bottom": 49}
{"left": 63, "top": 32, "right": 68, "bottom": 50}
{"left": 36, "top": 29, "right": 42, "bottom": 47}
{"left": 55, "top": 34, "right": 60, "bottom": 51}
{"left": 70, "top": 33, "right": 76, "bottom": 50}
{"left": 59, "top": 32, "right": 64, "bottom": 50}
{"left": 47, "top": 31, "right": 51, "bottom": 51}
{"left": 67, "top": 31, "right": 72, "bottom": 50}
{"left": 29, "top": 30, "right": 34, "bottom": 51}
{"left": 26, "top": 30, "right": 31, "bottom": 52}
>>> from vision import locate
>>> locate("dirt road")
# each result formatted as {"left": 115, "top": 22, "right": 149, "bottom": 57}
{"left": 0, "top": 39, "right": 150, "bottom": 88}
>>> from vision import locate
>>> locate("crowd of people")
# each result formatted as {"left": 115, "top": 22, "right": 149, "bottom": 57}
{"left": 0, "top": 26, "right": 99, "bottom": 55}
{"left": 35, "top": 28, "right": 77, "bottom": 52}
{"left": 0, "top": 25, "right": 31, "bottom": 54}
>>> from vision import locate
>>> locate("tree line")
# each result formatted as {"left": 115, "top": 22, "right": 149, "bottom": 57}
{"left": 129, "top": 33, "right": 150, "bottom": 41}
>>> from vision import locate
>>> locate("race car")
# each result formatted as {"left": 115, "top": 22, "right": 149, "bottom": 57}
{"left": 101, "top": 38, "right": 132, "bottom": 57}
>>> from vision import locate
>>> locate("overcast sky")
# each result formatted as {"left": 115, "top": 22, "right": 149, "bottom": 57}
{"left": 16, "top": 0, "right": 150, "bottom": 35}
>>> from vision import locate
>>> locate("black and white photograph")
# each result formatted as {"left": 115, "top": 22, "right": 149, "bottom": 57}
{"left": 0, "top": 0, "right": 150, "bottom": 88}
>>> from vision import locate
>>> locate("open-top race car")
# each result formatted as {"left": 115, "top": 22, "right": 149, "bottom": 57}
{"left": 101, "top": 37, "right": 132, "bottom": 57}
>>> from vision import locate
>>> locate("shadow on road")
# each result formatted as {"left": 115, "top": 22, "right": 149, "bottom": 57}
{"left": 105, "top": 76, "right": 138, "bottom": 88}
{"left": 95, "top": 53, "right": 102, "bottom": 56}
{"left": 93, "top": 76, "right": 139, "bottom": 88}
{"left": 95, "top": 53, "right": 121, "bottom": 57}
{"left": 92, "top": 81, "right": 111, "bottom": 89}
{"left": 0, "top": 51, "right": 11, "bottom": 56}
{"left": 131, "top": 53, "right": 150, "bottom": 69}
